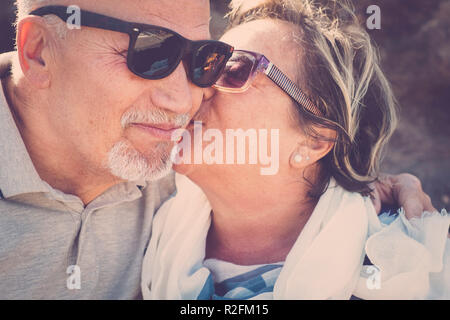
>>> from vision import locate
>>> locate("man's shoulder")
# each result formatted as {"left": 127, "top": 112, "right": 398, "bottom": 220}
{"left": 0, "top": 52, "right": 15, "bottom": 78}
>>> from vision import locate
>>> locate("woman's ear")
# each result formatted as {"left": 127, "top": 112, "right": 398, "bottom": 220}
{"left": 289, "top": 127, "right": 336, "bottom": 169}
{"left": 17, "top": 16, "right": 52, "bottom": 88}
{"left": 289, "top": 144, "right": 310, "bottom": 169}
{"left": 307, "top": 126, "right": 337, "bottom": 162}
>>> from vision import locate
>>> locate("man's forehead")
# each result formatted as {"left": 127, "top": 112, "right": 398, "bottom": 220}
{"left": 48, "top": 0, "right": 211, "bottom": 38}
{"left": 131, "top": 0, "right": 210, "bottom": 27}
{"left": 138, "top": 0, "right": 210, "bottom": 20}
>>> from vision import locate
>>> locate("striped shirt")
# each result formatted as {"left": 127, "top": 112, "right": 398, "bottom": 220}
{"left": 201, "top": 209, "right": 399, "bottom": 300}
{"left": 204, "top": 259, "right": 284, "bottom": 300}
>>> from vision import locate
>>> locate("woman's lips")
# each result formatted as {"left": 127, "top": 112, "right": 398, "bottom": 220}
{"left": 131, "top": 123, "right": 182, "bottom": 141}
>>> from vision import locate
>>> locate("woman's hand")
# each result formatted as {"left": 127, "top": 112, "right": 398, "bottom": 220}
{"left": 370, "top": 173, "right": 437, "bottom": 220}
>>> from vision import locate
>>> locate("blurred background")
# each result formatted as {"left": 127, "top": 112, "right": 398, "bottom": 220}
{"left": 1, "top": 0, "right": 449, "bottom": 210}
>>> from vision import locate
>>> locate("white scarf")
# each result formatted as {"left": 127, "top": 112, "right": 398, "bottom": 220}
{"left": 142, "top": 174, "right": 449, "bottom": 300}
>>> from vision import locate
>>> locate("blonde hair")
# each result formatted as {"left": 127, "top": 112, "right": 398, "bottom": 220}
{"left": 228, "top": 0, "right": 398, "bottom": 196}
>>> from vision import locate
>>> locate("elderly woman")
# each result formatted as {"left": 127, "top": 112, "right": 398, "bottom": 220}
{"left": 142, "top": 0, "right": 449, "bottom": 299}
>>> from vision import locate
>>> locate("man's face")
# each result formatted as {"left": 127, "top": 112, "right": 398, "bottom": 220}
{"left": 44, "top": 0, "right": 211, "bottom": 181}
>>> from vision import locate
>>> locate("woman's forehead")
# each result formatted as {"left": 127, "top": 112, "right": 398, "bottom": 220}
{"left": 220, "top": 19, "right": 302, "bottom": 79}
{"left": 220, "top": 19, "right": 298, "bottom": 54}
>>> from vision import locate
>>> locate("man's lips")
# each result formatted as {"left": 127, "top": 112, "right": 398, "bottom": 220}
{"left": 130, "top": 123, "right": 183, "bottom": 140}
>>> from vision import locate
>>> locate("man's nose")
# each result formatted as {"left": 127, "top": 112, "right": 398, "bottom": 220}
{"left": 148, "top": 63, "right": 199, "bottom": 116}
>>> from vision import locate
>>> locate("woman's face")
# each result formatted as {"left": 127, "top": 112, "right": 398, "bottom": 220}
{"left": 174, "top": 19, "right": 307, "bottom": 196}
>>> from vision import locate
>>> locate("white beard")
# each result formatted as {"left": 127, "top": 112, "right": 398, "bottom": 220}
{"left": 107, "top": 139, "right": 173, "bottom": 182}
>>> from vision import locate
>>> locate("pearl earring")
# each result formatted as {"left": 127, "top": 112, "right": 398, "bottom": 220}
{"left": 294, "top": 154, "right": 303, "bottom": 163}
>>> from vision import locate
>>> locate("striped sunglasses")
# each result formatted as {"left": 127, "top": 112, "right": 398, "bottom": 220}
{"left": 214, "top": 50, "right": 322, "bottom": 117}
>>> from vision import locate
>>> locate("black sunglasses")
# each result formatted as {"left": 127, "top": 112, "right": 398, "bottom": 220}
{"left": 30, "top": 6, "right": 234, "bottom": 88}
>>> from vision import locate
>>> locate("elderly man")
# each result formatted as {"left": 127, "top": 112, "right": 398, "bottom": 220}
{"left": 0, "top": 0, "right": 435, "bottom": 299}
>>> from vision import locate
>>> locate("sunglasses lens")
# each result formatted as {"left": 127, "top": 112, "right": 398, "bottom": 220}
{"left": 131, "top": 29, "right": 182, "bottom": 78}
{"left": 215, "top": 52, "right": 256, "bottom": 89}
{"left": 191, "top": 43, "right": 233, "bottom": 87}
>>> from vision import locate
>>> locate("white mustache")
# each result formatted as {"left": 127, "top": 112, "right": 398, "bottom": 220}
{"left": 121, "top": 108, "right": 190, "bottom": 129}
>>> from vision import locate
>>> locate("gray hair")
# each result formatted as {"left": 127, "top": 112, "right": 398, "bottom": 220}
{"left": 15, "top": 0, "right": 67, "bottom": 40}
{"left": 16, "top": 0, "right": 50, "bottom": 19}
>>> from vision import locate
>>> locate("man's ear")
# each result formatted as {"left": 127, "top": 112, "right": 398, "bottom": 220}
{"left": 17, "top": 16, "right": 52, "bottom": 88}
{"left": 290, "top": 127, "right": 336, "bottom": 169}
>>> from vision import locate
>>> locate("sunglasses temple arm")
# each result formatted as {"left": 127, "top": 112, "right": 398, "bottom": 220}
{"left": 263, "top": 63, "right": 323, "bottom": 117}
{"left": 30, "top": 5, "right": 134, "bottom": 34}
